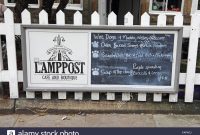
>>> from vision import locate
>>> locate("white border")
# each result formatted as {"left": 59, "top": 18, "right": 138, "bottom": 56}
{"left": 4, "top": 0, "right": 39, "bottom": 8}
{"left": 149, "top": 0, "right": 185, "bottom": 15}
{"left": 24, "top": 28, "right": 179, "bottom": 93}
{"left": 53, "top": 0, "right": 83, "bottom": 10}
{"left": 191, "top": 0, "right": 200, "bottom": 14}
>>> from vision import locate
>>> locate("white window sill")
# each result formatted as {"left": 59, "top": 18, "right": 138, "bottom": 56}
{"left": 191, "top": 10, "right": 200, "bottom": 15}
{"left": 53, "top": 4, "right": 83, "bottom": 11}
{"left": 149, "top": 11, "right": 183, "bottom": 15}
{"left": 5, "top": 3, "right": 39, "bottom": 8}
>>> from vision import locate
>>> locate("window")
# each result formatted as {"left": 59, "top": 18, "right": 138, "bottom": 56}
{"left": 4, "top": 0, "right": 39, "bottom": 8}
{"left": 149, "top": 0, "right": 184, "bottom": 15}
{"left": 191, "top": 0, "right": 200, "bottom": 14}
{"left": 53, "top": 0, "right": 83, "bottom": 10}
{"left": 198, "top": 0, "right": 200, "bottom": 10}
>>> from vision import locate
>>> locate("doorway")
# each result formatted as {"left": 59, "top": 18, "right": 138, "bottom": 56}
{"left": 107, "top": 0, "right": 141, "bottom": 25}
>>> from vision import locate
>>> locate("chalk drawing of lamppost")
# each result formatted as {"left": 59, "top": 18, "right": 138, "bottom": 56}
{"left": 47, "top": 35, "right": 73, "bottom": 61}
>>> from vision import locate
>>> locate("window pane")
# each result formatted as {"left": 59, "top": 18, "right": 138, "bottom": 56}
{"left": 198, "top": 0, "right": 200, "bottom": 10}
{"left": 55, "top": 0, "right": 80, "bottom": 4}
{"left": 72, "top": 0, "right": 80, "bottom": 4}
{"left": 28, "top": 0, "right": 38, "bottom": 4}
{"left": 7, "top": 0, "right": 16, "bottom": 3}
{"left": 152, "top": 0, "right": 166, "bottom": 11}
{"left": 7, "top": 0, "right": 38, "bottom": 4}
{"left": 167, "top": 0, "right": 182, "bottom": 12}
{"left": 54, "top": 0, "right": 60, "bottom": 3}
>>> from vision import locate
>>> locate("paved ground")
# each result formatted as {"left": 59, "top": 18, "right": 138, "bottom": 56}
{"left": 0, "top": 114, "right": 200, "bottom": 127}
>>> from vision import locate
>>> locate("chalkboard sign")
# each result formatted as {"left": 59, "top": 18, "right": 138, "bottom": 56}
{"left": 22, "top": 25, "right": 182, "bottom": 92}
{"left": 91, "top": 33, "right": 174, "bottom": 86}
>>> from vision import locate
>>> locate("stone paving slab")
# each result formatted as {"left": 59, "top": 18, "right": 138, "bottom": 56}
{"left": 15, "top": 99, "right": 200, "bottom": 114}
{"left": 0, "top": 99, "right": 200, "bottom": 115}
{"left": 154, "top": 114, "right": 200, "bottom": 127}
{"left": 0, "top": 115, "right": 18, "bottom": 127}
{"left": 85, "top": 114, "right": 156, "bottom": 127}
{"left": 0, "top": 114, "right": 200, "bottom": 127}
{"left": 13, "top": 114, "right": 86, "bottom": 127}
{"left": 0, "top": 99, "right": 15, "bottom": 114}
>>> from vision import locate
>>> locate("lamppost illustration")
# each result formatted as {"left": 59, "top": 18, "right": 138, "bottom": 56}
{"left": 47, "top": 35, "right": 73, "bottom": 61}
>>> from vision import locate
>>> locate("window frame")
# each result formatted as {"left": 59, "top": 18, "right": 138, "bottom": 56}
{"left": 53, "top": 0, "right": 83, "bottom": 10}
{"left": 191, "top": 0, "right": 200, "bottom": 14}
{"left": 4, "top": 0, "right": 40, "bottom": 8}
{"left": 149, "top": 0, "right": 185, "bottom": 15}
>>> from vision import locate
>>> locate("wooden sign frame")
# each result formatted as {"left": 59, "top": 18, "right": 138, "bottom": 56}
{"left": 21, "top": 25, "right": 183, "bottom": 93}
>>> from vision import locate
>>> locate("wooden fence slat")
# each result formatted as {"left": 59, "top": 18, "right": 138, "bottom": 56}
{"left": 106, "top": 12, "right": 117, "bottom": 101}
{"left": 91, "top": 11, "right": 100, "bottom": 101}
{"left": 22, "top": 9, "right": 31, "bottom": 24}
{"left": 74, "top": 11, "right": 82, "bottom": 25}
{"left": 73, "top": 11, "right": 83, "bottom": 100}
{"left": 98, "top": 0, "right": 107, "bottom": 25}
{"left": 169, "top": 93, "right": 178, "bottom": 102}
{"left": 138, "top": 12, "right": 150, "bottom": 102}
{"left": 122, "top": 93, "right": 131, "bottom": 101}
{"left": 185, "top": 13, "right": 200, "bottom": 102}
{"left": 153, "top": 13, "right": 167, "bottom": 102}
{"left": 169, "top": 13, "right": 183, "bottom": 102}
{"left": 74, "top": 92, "right": 83, "bottom": 100}
{"left": 91, "top": 92, "right": 100, "bottom": 101}
{"left": 179, "top": 73, "right": 186, "bottom": 85}
{"left": 140, "top": 12, "right": 150, "bottom": 26}
{"left": 138, "top": 93, "right": 147, "bottom": 102}
{"left": 108, "top": 12, "right": 117, "bottom": 26}
{"left": 153, "top": 93, "right": 162, "bottom": 102}
{"left": 39, "top": 10, "right": 48, "bottom": 24}
{"left": 0, "top": 34, "right": 3, "bottom": 98}
{"left": 22, "top": 9, "right": 35, "bottom": 99}
{"left": 0, "top": 36, "right": 3, "bottom": 71}
{"left": 0, "top": 24, "right": 7, "bottom": 35}
{"left": 196, "top": 73, "right": 200, "bottom": 84}
{"left": 42, "top": 92, "right": 51, "bottom": 100}
{"left": 91, "top": 11, "right": 100, "bottom": 26}
{"left": 157, "top": 14, "right": 166, "bottom": 26}
{"left": 39, "top": 10, "right": 51, "bottom": 100}
{"left": 122, "top": 12, "right": 133, "bottom": 101}
{"left": 4, "top": 9, "right": 19, "bottom": 98}
{"left": 124, "top": 12, "right": 133, "bottom": 26}
{"left": 56, "top": 10, "right": 65, "bottom": 25}
{"left": 174, "top": 13, "right": 183, "bottom": 27}
{"left": 58, "top": 92, "right": 66, "bottom": 100}
{"left": 56, "top": 10, "right": 67, "bottom": 100}
{"left": 107, "top": 92, "right": 115, "bottom": 101}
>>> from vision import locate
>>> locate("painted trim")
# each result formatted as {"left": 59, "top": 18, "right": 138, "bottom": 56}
{"left": 149, "top": 0, "right": 185, "bottom": 15}
{"left": 191, "top": 0, "right": 200, "bottom": 14}
{"left": 4, "top": 0, "right": 39, "bottom": 8}
{"left": 53, "top": 0, "right": 83, "bottom": 10}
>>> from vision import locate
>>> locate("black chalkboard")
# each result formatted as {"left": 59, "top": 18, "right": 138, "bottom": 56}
{"left": 91, "top": 33, "right": 175, "bottom": 86}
